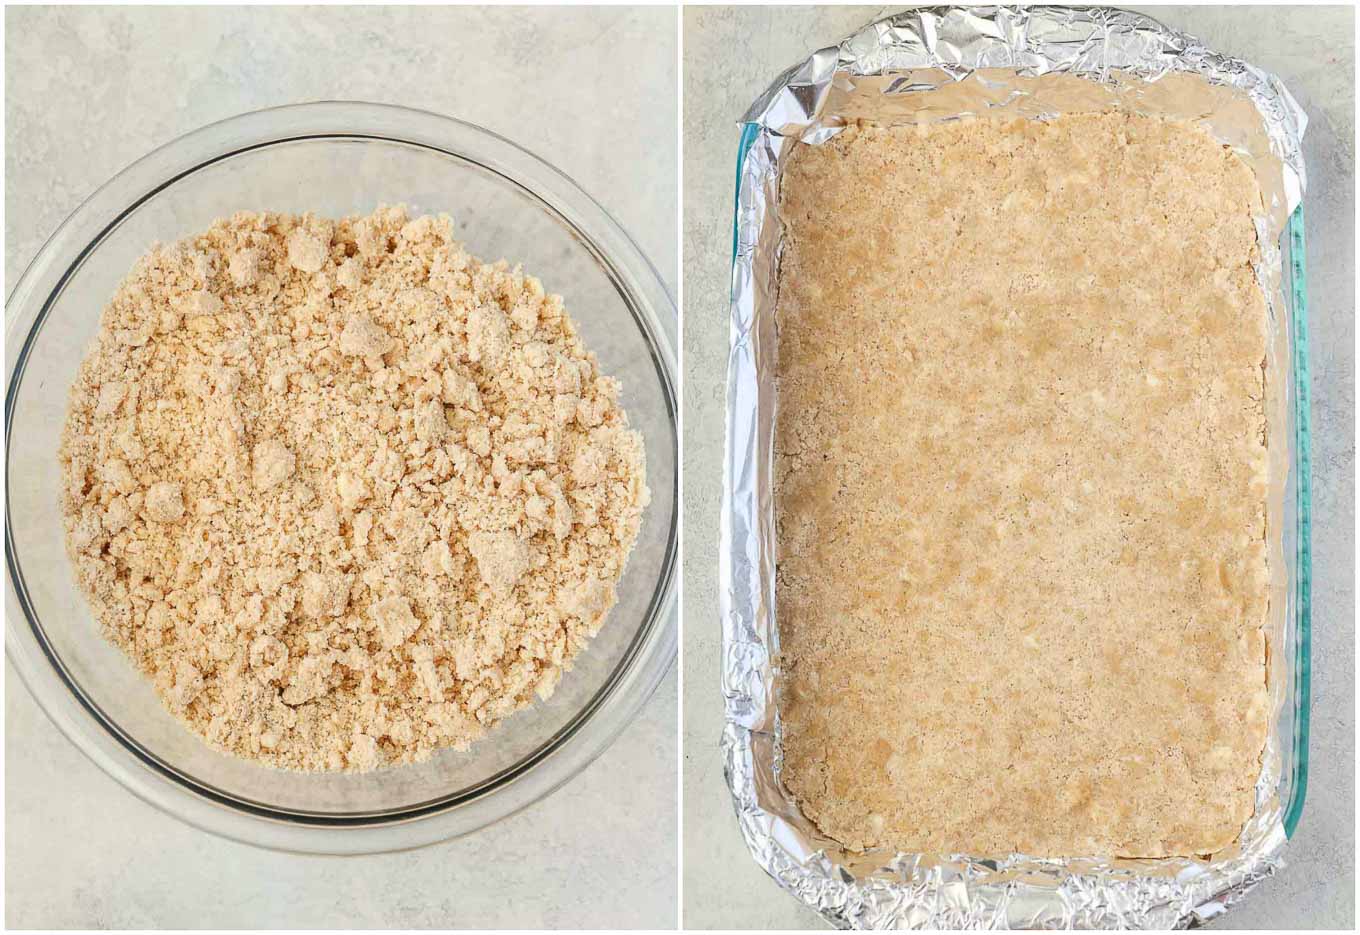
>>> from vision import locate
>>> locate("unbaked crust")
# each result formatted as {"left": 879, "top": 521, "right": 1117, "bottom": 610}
{"left": 58, "top": 207, "right": 648, "bottom": 771}
{"left": 774, "top": 113, "right": 1269, "bottom": 857}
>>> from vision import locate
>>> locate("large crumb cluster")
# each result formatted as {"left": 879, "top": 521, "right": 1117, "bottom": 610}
{"left": 775, "top": 113, "right": 1268, "bottom": 858}
{"left": 60, "top": 206, "right": 647, "bottom": 771}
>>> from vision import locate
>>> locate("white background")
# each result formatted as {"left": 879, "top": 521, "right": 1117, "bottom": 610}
{"left": 5, "top": 5, "right": 678, "bottom": 928}
{"left": 681, "top": 4, "right": 1355, "bottom": 929}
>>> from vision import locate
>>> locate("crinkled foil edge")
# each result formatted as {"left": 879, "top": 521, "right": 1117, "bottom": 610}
{"left": 720, "top": 5, "right": 1307, "bottom": 929}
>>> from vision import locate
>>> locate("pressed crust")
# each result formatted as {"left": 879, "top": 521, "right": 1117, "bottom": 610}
{"left": 774, "top": 114, "right": 1269, "bottom": 857}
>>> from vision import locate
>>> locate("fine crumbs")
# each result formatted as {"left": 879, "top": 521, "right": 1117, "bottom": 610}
{"left": 60, "top": 206, "right": 647, "bottom": 771}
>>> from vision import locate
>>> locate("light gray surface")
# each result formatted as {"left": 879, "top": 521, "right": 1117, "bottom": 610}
{"left": 5, "top": 6, "right": 677, "bottom": 929}
{"left": 682, "top": 5, "right": 1355, "bottom": 930}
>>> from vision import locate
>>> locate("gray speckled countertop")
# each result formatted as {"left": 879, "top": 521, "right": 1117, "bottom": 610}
{"left": 5, "top": 6, "right": 676, "bottom": 929}
{"left": 682, "top": 5, "right": 1354, "bottom": 930}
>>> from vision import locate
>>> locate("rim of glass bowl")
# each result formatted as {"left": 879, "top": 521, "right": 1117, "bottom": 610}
{"left": 4, "top": 101, "right": 679, "bottom": 855}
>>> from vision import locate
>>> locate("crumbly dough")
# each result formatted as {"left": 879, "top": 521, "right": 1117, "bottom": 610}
{"left": 60, "top": 206, "right": 648, "bottom": 771}
{"left": 774, "top": 114, "right": 1269, "bottom": 857}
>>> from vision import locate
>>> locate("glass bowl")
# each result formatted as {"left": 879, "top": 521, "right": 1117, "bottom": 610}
{"left": 5, "top": 101, "right": 678, "bottom": 854}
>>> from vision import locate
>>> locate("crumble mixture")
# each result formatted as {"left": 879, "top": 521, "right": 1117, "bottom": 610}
{"left": 774, "top": 113, "right": 1269, "bottom": 857}
{"left": 60, "top": 205, "right": 648, "bottom": 771}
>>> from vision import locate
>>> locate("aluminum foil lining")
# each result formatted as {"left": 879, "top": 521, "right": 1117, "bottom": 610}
{"left": 720, "top": 5, "right": 1308, "bottom": 929}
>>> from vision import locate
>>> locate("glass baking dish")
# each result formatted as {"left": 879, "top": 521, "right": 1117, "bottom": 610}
{"left": 723, "top": 115, "right": 1312, "bottom": 923}
{"left": 1278, "top": 203, "right": 1313, "bottom": 839}
{"left": 732, "top": 123, "right": 1312, "bottom": 832}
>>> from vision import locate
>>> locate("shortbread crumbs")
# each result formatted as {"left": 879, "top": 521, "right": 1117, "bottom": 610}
{"left": 60, "top": 205, "right": 648, "bottom": 771}
{"left": 775, "top": 113, "right": 1269, "bottom": 858}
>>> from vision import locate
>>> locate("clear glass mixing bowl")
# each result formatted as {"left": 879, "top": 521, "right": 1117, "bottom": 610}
{"left": 5, "top": 102, "right": 678, "bottom": 854}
